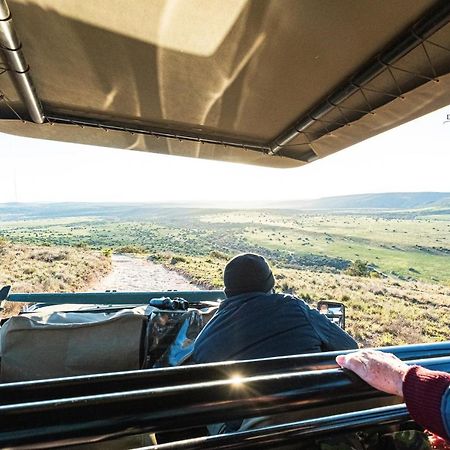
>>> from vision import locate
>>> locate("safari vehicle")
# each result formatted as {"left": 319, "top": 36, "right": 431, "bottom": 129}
{"left": 0, "top": 0, "right": 450, "bottom": 448}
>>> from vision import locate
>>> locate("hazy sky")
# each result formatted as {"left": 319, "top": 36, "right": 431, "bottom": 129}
{"left": 0, "top": 105, "right": 449, "bottom": 203}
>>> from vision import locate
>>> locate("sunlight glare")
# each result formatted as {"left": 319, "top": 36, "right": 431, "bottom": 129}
{"left": 230, "top": 373, "right": 244, "bottom": 386}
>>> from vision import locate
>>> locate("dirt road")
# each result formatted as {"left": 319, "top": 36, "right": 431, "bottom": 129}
{"left": 92, "top": 254, "right": 199, "bottom": 292}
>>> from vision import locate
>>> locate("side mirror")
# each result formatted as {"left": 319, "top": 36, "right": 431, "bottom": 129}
{"left": 0, "top": 285, "right": 11, "bottom": 301}
{"left": 0, "top": 285, "right": 12, "bottom": 312}
{"left": 317, "top": 300, "right": 346, "bottom": 329}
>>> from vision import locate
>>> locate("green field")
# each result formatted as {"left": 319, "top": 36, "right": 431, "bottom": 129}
{"left": 2, "top": 208, "right": 449, "bottom": 284}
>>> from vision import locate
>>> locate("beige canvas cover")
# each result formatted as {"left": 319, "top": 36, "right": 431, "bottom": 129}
{"left": 1, "top": 0, "right": 450, "bottom": 167}
{"left": 0, "top": 306, "right": 148, "bottom": 381}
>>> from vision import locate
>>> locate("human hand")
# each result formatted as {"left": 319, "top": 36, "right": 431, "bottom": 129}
{"left": 336, "top": 350, "right": 410, "bottom": 397}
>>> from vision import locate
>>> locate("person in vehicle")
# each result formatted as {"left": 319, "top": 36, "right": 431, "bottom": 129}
{"left": 336, "top": 349, "right": 450, "bottom": 443}
{"left": 193, "top": 253, "right": 358, "bottom": 364}
{"left": 192, "top": 253, "right": 358, "bottom": 435}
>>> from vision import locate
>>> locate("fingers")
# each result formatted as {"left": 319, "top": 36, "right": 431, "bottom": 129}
{"left": 336, "top": 350, "right": 394, "bottom": 368}
{"left": 335, "top": 350, "right": 408, "bottom": 397}
{"left": 336, "top": 352, "right": 369, "bottom": 378}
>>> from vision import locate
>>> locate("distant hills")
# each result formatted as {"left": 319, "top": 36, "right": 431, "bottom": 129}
{"left": 1, "top": 192, "right": 450, "bottom": 221}
{"left": 275, "top": 192, "right": 450, "bottom": 210}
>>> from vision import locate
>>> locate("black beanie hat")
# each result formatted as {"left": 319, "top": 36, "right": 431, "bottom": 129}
{"left": 223, "top": 253, "right": 275, "bottom": 297}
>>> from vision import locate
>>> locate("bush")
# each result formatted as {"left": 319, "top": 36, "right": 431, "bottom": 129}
{"left": 209, "top": 250, "right": 229, "bottom": 260}
{"left": 345, "top": 260, "right": 371, "bottom": 277}
{"left": 0, "top": 237, "right": 8, "bottom": 255}
{"left": 75, "top": 242, "right": 89, "bottom": 249}
{"left": 280, "top": 281, "right": 295, "bottom": 294}
{"left": 102, "top": 248, "right": 113, "bottom": 257}
{"left": 148, "top": 253, "right": 164, "bottom": 262}
{"left": 170, "top": 255, "right": 186, "bottom": 265}
{"left": 30, "top": 249, "right": 69, "bottom": 263}
{"left": 115, "top": 245, "right": 147, "bottom": 254}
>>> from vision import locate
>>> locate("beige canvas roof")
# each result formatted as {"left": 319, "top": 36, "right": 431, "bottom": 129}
{"left": 1, "top": 0, "right": 449, "bottom": 168}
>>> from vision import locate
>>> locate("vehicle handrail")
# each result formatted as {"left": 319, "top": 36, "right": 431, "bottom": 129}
{"left": 135, "top": 404, "right": 411, "bottom": 450}
{"left": 0, "top": 355, "right": 449, "bottom": 449}
{"left": 1, "top": 341, "right": 449, "bottom": 404}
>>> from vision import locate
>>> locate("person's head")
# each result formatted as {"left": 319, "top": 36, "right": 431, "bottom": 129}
{"left": 223, "top": 253, "right": 275, "bottom": 298}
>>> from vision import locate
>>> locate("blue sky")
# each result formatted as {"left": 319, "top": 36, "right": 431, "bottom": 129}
{"left": 0, "top": 105, "right": 449, "bottom": 203}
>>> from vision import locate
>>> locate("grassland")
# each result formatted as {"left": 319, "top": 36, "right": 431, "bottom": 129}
{"left": 1, "top": 206, "right": 449, "bottom": 347}
{"left": 200, "top": 210, "right": 450, "bottom": 284}
{"left": 3, "top": 209, "right": 449, "bottom": 284}
{"left": 0, "top": 238, "right": 111, "bottom": 317}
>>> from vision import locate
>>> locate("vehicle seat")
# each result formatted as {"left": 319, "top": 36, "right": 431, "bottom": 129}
{"left": 0, "top": 305, "right": 148, "bottom": 382}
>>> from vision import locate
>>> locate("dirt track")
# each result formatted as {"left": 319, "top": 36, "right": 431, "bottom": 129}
{"left": 92, "top": 254, "right": 199, "bottom": 292}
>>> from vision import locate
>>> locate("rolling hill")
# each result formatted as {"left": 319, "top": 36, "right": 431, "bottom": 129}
{"left": 274, "top": 192, "right": 450, "bottom": 210}
{"left": 1, "top": 192, "right": 450, "bottom": 220}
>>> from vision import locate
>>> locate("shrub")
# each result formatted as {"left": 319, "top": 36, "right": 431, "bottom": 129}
{"left": 280, "top": 281, "right": 295, "bottom": 294}
{"left": 102, "top": 248, "right": 113, "bottom": 257}
{"left": 115, "top": 245, "right": 147, "bottom": 254}
{"left": 345, "top": 260, "right": 371, "bottom": 277}
{"left": 0, "top": 237, "right": 7, "bottom": 255}
{"left": 23, "top": 267, "right": 35, "bottom": 275}
{"left": 75, "top": 242, "right": 89, "bottom": 249}
{"left": 170, "top": 255, "right": 186, "bottom": 265}
{"left": 148, "top": 253, "right": 164, "bottom": 262}
{"left": 30, "top": 249, "right": 69, "bottom": 263}
{"left": 209, "top": 250, "right": 229, "bottom": 260}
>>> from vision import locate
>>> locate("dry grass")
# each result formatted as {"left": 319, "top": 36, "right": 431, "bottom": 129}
{"left": 0, "top": 240, "right": 111, "bottom": 317}
{"left": 156, "top": 252, "right": 450, "bottom": 348}
{"left": 273, "top": 267, "right": 450, "bottom": 347}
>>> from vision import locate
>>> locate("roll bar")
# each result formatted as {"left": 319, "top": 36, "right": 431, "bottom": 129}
{"left": 0, "top": 286, "right": 225, "bottom": 304}
{"left": 1, "top": 341, "right": 449, "bottom": 405}
{"left": 0, "top": 350, "right": 449, "bottom": 448}
{"left": 137, "top": 404, "right": 411, "bottom": 450}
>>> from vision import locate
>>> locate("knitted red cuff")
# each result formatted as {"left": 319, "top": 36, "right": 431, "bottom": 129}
{"left": 403, "top": 366, "right": 450, "bottom": 441}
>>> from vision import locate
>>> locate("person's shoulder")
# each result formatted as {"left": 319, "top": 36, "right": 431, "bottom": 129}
{"left": 274, "top": 292, "right": 307, "bottom": 302}
{"left": 271, "top": 293, "right": 309, "bottom": 308}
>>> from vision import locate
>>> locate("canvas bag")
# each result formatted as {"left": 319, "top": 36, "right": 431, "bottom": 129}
{"left": 0, "top": 306, "right": 148, "bottom": 382}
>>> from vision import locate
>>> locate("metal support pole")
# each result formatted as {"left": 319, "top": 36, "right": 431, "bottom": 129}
{"left": 45, "top": 113, "right": 272, "bottom": 155}
{"left": 0, "top": 0, "right": 44, "bottom": 123}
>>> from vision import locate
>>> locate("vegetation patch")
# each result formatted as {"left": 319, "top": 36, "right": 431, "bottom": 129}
{"left": 0, "top": 240, "right": 111, "bottom": 317}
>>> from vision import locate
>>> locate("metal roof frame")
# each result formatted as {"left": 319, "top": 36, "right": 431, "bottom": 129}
{"left": 1, "top": 0, "right": 449, "bottom": 164}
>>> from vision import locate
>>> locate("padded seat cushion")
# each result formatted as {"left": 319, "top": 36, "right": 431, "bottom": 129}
{"left": 0, "top": 306, "right": 148, "bottom": 381}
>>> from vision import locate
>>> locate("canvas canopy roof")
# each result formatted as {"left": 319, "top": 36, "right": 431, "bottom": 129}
{"left": 1, "top": 0, "right": 449, "bottom": 168}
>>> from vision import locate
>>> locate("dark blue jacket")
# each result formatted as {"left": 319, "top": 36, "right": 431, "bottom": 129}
{"left": 193, "top": 292, "right": 358, "bottom": 363}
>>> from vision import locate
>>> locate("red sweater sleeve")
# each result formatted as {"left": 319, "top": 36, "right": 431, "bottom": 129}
{"left": 403, "top": 366, "right": 450, "bottom": 440}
